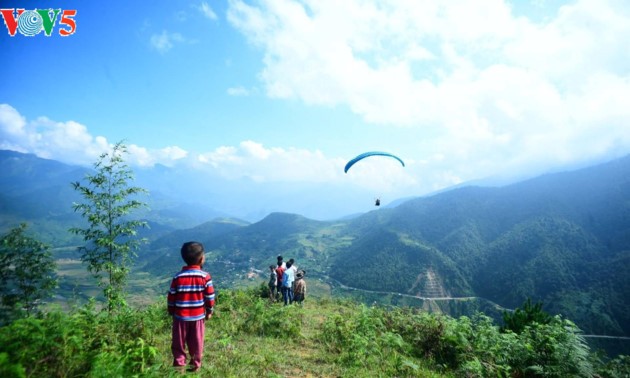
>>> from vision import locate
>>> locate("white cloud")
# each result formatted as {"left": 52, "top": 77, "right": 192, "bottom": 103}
{"left": 199, "top": 2, "right": 218, "bottom": 20}
{"left": 194, "top": 141, "right": 419, "bottom": 195}
{"left": 0, "top": 104, "right": 32, "bottom": 152}
{"left": 0, "top": 104, "right": 189, "bottom": 168}
{"left": 0, "top": 105, "right": 107, "bottom": 164}
{"left": 198, "top": 141, "right": 339, "bottom": 181}
{"left": 150, "top": 30, "right": 187, "bottom": 54}
{"left": 127, "top": 144, "right": 189, "bottom": 167}
{"left": 241, "top": 140, "right": 271, "bottom": 159}
{"left": 227, "top": 0, "right": 630, "bottom": 178}
{"left": 0, "top": 104, "right": 27, "bottom": 137}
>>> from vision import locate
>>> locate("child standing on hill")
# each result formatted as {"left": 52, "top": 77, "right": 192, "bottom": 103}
{"left": 268, "top": 265, "right": 277, "bottom": 302}
{"left": 294, "top": 270, "right": 306, "bottom": 305}
{"left": 167, "top": 241, "right": 216, "bottom": 373}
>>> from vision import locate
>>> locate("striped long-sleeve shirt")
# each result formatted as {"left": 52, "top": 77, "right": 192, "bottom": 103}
{"left": 167, "top": 265, "right": 215, "bottom": 321}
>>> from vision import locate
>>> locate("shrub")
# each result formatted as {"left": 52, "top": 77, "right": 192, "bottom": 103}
{"left": 598, "top": 355, "right": 630, "bottom": 378}
{"left": 0, "top": 224, "right": 57, "bottom": 324}
{"left": 319, "top": 303, "right": 413, "bottom": 376}
{"left": 0, "top": 301, "right": 166, "bottom": 377}
{"left": 501, "top": 298, "right": 552, "bottom": 334}
{"left": 513, "top": 317, "right": 594, "bottom": 377}
{"left": 383, "top": 307, "right": 454, "bottom": 363}
{"left": 214, "top": 288, "right": 302, "bottom": 338}
{"left": 0, "top": 352, "right": 25, "bottom": 378}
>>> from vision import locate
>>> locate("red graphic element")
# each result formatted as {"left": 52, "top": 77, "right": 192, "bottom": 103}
{"left": 59, "top": 9, "right": 76, "bottom": 36}
{"left": 0, "top": 8, "right": 25, "bottom": 36}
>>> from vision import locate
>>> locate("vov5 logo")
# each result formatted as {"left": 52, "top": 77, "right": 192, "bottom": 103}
{"left": 1, "top": 8, "right": 77, "bottom": 37}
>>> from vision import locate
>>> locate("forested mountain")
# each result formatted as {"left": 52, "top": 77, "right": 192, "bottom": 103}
{"left": 144, "top": 155, "right": 630, "bottom": 337}
{"left": 369, "top": 155, "right": 630, "bottom": 336}
{"left": 136, "top": 217, "right": 250, "bottom": 275}
{"left": 0, "top": 150, "right": 87, "bottom": 245}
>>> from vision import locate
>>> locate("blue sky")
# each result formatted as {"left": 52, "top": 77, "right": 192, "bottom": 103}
{"left": 1, "top": 0, "right": 629, "bottom": 218}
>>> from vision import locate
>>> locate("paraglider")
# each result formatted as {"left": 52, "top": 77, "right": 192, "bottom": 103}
{"left": 344, "top": 151, "right": 405, "bottom": 207}
{"left": 344, "top": 151, "right": 405, "bottom": 173}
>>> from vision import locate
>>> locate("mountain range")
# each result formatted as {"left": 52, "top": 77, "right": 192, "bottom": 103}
{"left": 138, "top": 154, "right": 630, "bottom": 338}
{"left": 0, "top": 149, "right": 233, "bottom": 243}
{"left": 1, "top": 149, "right": 629, "bottom": 338}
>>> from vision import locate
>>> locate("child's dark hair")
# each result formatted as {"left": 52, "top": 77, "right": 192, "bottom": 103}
{"left": 181, "top": 241, "right": 204, "bottom": 265}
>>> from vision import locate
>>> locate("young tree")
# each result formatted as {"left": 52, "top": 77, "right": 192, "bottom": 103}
{"left": 0, "top": 223, "right": 57, "bottom": 323}
{"left": 70, "top": 141, "right": 148, "bottom": 312}
{"left": 501, "top": 297, "right": 552, "bottom": 334}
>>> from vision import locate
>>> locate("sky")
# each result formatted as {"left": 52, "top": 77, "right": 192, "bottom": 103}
{"left": 1, "top": 0, "right": 629, "bottom": 219}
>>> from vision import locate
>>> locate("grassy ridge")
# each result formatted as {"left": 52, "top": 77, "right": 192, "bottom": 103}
{"left": 1, "top": 287, "right": 629, "bottom": 377}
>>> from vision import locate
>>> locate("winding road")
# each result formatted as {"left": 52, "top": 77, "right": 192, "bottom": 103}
{"left": 324, "top": 275, "right": 630, "bottom": 342}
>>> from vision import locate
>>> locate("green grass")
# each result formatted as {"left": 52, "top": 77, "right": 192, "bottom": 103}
{"left": 143, "top": 294, "right": 446, "bottom": 377}
{"left": 2, "top": 287, "right": 629, "bottom": 377}
{"left": 41, "top": 259, "right": 629, "bottom": 376}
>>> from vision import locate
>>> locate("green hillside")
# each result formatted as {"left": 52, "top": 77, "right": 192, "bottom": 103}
{"left": 1, "top": 288, "right": 628, "bottom": 377}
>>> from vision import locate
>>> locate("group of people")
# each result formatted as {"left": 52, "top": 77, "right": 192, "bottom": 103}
{"left": 268, "top": 255, "right": 307, "bottom": 306}
{"left": 166, "top": 242, "right": 308, "bottom": 372}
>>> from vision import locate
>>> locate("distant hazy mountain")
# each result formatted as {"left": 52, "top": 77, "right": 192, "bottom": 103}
{"left": 143, "top": 154, "right": 630, "bottom": 337}
{"left": 0, "top": 149, "right": 385, "bottom": 241}
{"left": 0, "top": 150, "right": 234, "bottom": 243}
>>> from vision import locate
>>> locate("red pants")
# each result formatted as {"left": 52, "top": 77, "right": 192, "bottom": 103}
{"left": 172, "top": 318, "right": 205, "bottom": 369}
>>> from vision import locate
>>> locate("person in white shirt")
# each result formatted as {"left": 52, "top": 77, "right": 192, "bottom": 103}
{"left": 281, "top": 261, "right": 295, "bottom": 305}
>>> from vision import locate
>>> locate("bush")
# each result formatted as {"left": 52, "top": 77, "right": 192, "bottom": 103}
{"left": 0, "top": 352, "right": 25, "bottom": 378}
{"left": 213, "top": 288, "right": 302, "bottom": 338}
{"left": 383, "top": 307, "right": 454, "bottom": 363}
{"left": 319, "top": 303, "right": 416, "bottom": 376}
{"left": 513, "top": 317, "right": 594, "bottom": 377}
{"left": 0, "top": 301, "right": 167, "bottom": 377}
{"left": 0, "top": 290, "right": 626, "bottom": 377}
{"left": 375, "top": 305, "right": 598, "bottom": 377}
{"left": 502, "top": 298, "right": 552, "bottom": 334}
{"left": 439, "top": 313, "right": 594, "bottom": 377}
{"left": 598, "top": 355, "right": 630, "bottom": 378}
